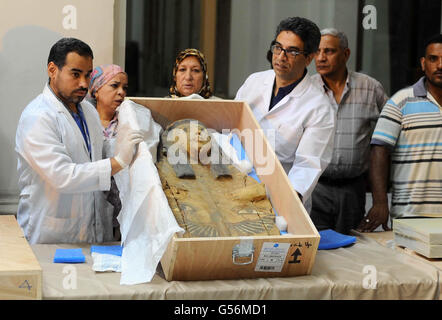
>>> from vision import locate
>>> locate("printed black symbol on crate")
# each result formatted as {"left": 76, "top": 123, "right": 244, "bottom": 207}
{"left": 288, "top": 248, "right": 302, "bottom": 264}
{"left": 19, "top": 280, "right": 32, "bottom": 291}
{"left": 291, "top": 242, "right": 303, "bottom": 248}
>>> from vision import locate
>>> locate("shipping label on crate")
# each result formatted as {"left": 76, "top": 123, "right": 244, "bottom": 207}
{"left": 255, "top": 242, "right": 290, "bottom": 272}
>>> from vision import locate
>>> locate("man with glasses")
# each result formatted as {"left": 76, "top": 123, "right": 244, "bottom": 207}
{"left": 235, "top": 17, "right": 335, "bottom": 213}
{"left": 310, "top": 28, "right": 388, "bottom": 234}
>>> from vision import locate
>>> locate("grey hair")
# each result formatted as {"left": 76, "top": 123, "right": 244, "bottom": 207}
{"left": 320, "top": 28, "right": 348, "bottom": 49}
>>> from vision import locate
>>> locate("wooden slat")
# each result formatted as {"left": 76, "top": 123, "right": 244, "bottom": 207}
{"left": 0, "top": 215, "right": 42, "bottom": 299}
{"left": 200, "top": 0, "right": 217, "bottom": 89}
{"left": 170, "top": 235, "right": 319, "bottom": 281}
{"left": 128, "top": 98, "right": 243, "bottom": 131}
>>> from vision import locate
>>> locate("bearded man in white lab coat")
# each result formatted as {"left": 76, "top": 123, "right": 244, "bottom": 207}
{"left": 15, "top": 38, "right": 143, "bottom": 244}
{"left": 235, "top": 17, "right": 335, "bottom": 213}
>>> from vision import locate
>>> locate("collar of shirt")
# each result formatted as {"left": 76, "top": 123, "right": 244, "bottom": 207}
{"left": 414, "top": 76, "right": 441, "bottom": 108}
{"left": 47, "top": 84, "right": 92, "bottom": 156}
{"left": 47, "top": 84, "right": 80, "bottom": 115}
{"left": 269, "top": 69, "right": 307, "bottom": 111}
{"left": 320, "top": 70, "right": 351, "bottom": 108}
{"left": 103, "top": 113, "right": 119, "bottom": 139}
{"left": 413, "top": 76, "right": 427, "bottom": 97}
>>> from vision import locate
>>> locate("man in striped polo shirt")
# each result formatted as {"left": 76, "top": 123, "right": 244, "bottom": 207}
{"left": 359, "top": 34, "right": 442, "bottom": 232}
{"left": 310, "top": 28, "right": 388, "bottom": 234}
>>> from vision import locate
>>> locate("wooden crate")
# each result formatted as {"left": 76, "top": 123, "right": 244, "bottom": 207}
{"left": 129, "top": 97, "right": 320, "bottom": 281}
{"left": 0, "top": 215, "right": 42, "bottom": 299}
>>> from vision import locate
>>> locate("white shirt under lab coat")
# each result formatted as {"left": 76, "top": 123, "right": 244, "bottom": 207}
{"left": 235, "top": 70, "right": 335, "bottom": 211}
{"left": 15, "top": 84, "right": 113, "bottom": 244}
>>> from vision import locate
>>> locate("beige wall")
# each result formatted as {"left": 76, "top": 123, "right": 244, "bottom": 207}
{"left": 0, "top": 0, "right": 117, "bottom": 64}
{"left": 0, "top": 0, "right": 125, "bottom": 207}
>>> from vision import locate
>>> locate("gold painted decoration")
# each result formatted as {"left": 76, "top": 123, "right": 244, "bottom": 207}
{"left": 156, "top": 119, "right": 280, "bottom": 238}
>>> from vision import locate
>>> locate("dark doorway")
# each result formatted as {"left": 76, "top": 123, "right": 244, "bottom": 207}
{"left": 125, "top": 0, "right": 232, "bottom": 98}
{"left": 125, "top": 0, "right": 202, "bottom": 97}
{"left": 388, "top": 0, "right": 441, "bottom": 94}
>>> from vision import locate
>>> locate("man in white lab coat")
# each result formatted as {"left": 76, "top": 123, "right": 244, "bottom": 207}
{"left": 15, "top": 38, "right": 143, "bottom": 244}
{"left": 235, "top": 17, "right": 335, "bottom": 212}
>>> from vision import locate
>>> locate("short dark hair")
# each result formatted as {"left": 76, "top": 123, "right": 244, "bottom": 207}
{"left": 274, "top": 17, "right": 321, "bottom": 54}
{"left": 47, "top": 38, "right": 93, "bottom": 69}
{"left": 423, "top": 33, "right": 442, "bottom": 56}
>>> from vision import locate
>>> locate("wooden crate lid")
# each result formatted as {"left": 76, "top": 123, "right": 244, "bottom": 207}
{"left": 0, "top": 215, "right": 42, "bottom": 273}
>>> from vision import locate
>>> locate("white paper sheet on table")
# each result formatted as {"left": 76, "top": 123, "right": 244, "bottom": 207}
{"left": 114, "top": 100, "right": 184, "bottom": 285}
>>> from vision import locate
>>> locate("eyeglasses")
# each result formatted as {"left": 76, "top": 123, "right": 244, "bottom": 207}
{"left": 271, "top": 44, "right": 307, "bottom": 58}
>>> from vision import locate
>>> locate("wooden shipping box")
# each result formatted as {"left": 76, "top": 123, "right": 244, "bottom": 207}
{"left": 129, "top": 97, "right": 320, "bottom": 281}
{"left": 0, "top": 215, "right": 42, "bottom": 299}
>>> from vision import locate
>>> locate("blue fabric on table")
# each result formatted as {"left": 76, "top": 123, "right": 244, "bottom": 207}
{"left": 53, "top": 248, "right": 85, "bottom": 263}
{"left": 90, "top": 245, "right": 123, "bottom": 256}
{"left": 318, "top": 229, "right": 357, "bottom": 250}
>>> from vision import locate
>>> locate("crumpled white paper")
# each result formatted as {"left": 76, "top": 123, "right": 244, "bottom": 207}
{"left": 91, "top": 252, "right": 122, "bottom": 272}
{"left": 114, "top": 100, "right": 184, "bottom": 285}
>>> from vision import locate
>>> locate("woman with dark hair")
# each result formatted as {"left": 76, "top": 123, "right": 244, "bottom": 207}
{"left": 169, "top": 48, "right": 219, "bottom": 99}
{"left": 88, "top": 64, "right": 128, "bottom": 136}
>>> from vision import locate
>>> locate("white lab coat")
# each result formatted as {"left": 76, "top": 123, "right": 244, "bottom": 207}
{"left": 15, "top": 84, "right": 113, "bottom": 244}
{"left": 235, "top": 70, "right": 335, "bottom": 211}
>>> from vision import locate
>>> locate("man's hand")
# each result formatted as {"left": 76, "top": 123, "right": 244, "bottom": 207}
{"left": 114, "top": 129, "right": 144, "bottom": 167}
{"left": 111, "top": 128, "right": 144, "bottom": 175}
{"left": 357, "top": 203, "right": 391, "bottom": 232}
{"left": 357, "top": 144, "right": 391, "bottom": 233}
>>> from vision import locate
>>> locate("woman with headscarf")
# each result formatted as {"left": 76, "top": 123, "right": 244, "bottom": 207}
{"left": 169, "top": 48, "right": 219, "bottom": 99}
{"left": 88, "top": 64, "right": 128, "bottom": 240}
{"left": 89, "top": 64, "right": 128, "bottom": 137}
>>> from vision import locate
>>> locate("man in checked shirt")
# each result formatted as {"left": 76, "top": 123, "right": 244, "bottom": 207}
{"left": 310, "top": 28, "right": 388, "bottom": 234}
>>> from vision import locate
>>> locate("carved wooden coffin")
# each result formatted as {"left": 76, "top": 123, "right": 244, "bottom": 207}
{"left": 156, "top": 119, "right": 280, "bottom": 238}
